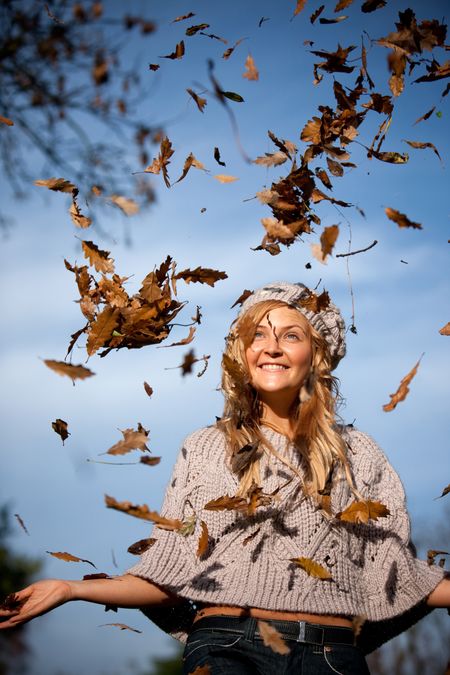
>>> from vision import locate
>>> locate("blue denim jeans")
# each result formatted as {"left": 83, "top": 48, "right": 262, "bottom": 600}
{"left": 182, "top": 619, "right": 371, "bottom": 674}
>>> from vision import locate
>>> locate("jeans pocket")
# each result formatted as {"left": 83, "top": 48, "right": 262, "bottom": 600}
{"left": 322, "top": 644, "right": 370, "bottom": 675}
{"left": 183, "top": 630, "right": 242, "bottom": 663}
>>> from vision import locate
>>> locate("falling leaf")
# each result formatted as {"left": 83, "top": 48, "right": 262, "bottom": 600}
{"left": 143, "top": 381, "right": 153, "bottom": 397}
{"left": 222, "top": 38, "right": 245, "bottom": 60}
{"left": 336, "top": 500, "right": 390, "bottom": 524}
{"left": 159, "top": 326, "right": 196, "bottom": 348}
{"left": 140, "top": 456, "right": 161, "bottom": 466}
{"left": 149, "top": 63, "right": 160, "bottom": 71}
{"left": 99, "top": 623, "right": 142, "bottom": 633}
{"left": 214, "top": 147, "right": 226, "bottom": 166}
{"left": 34, "top": 177, "right": 76, "bottom": 193}
{"left": 105, "top": 495, "right": 182, "bottom": 529}
{"left": 52, "top": 418, "right": 70, "bottom": 444}
{"left": 14, "top": 514, "right": 30, "bottom": 535}
{"left": 187, "top": 88, "right": 207, "bottom": 112}
{"left": 326, "top": 158, "right": 344, "bottom": 176}
{"left": 319, "top": 15, "right": 348, "bottom": 24}
{"left": 294, "top": 0, "right": 307, "bottom": 16}
{"left": 0, "top": 115, "right": 14, "bottom": 126}
{"left": 69, "top": 197, "right": 92, "bottom": 229}
{"left": 243, "top": 54, "right": 259, "bottom": 81}
{"left": 257, "top": 621, "right": 290, "bottom": 655}
{"left": 310, "top": 5, "right": 325, "bottom": 23}
{"left": 105, "top": 424, "right": 149, "bottom": 456}
{"left": 369, "top": 150, "right": 408, "bottom": 164}
{"left": 86, "top": 306, "right": 120, "bottom": 355}
{"left": 47, "top": 551, "right": 96, "bottom": 568}
{"left": 174, "top": 153, "right": 206, "bottom": 184}
{"left": 221, "top": 91, "right": 244, "bottom": 103}
{"left": 383, "top": 355, "right": 423, "bottom": 412}
{"left": 214, "top": 174, "right": 238, "bottom": 183}
{"left": 436, "top": 484, "right": 450, "bottom": 499}
{"left": 127, "top": 538, "right": 157, "bottom": 555}
{"left": 311, "top": 225, "right": 339, "bottom": 264}
{"left": 254, "top": 151, "right": 288, "bottom": 167}
{"left": 385, "top": 207, "right": 422, "bottom": 230}
{"left": 43, "top": 359, "right": 95, "bottom": 384}
{"left": 144, "top": 136, "right": 174, "bottom": 188}
{"left": 175, "top": 267, "right": 227, "bottom": 286}
{"left": 414, "top": 107, "right": 436, "bottom": 125}
{"left": 361, "top": 0, "right": 386, "bottom": 11}
{"left": 109, "top": 195, "right": 139, "bottom": 216}
{"left": 172, "top": 12, "right": 195, "bottom": 23}
{"left": 185, "top": 23, "right": 210, "bottom": 36}
{"left": 427, "top": 549, "right": 449, "bottom": 566}
{"left": 289, "top": 557, "right": 332, "bottom": 580}
{"left": 439, "top": 322, "right": 450, "bottom": 336}
{"left": 161, "top": 40, "right": 185, "bottom": 60}
{"left": 82, "top": 240, "right": 115, "bottom": 274}
{"left": 334, "top": 0, "right": 353, "bottom": 10}
{"left": 231, "top": 289, "right": 253, "bottom": 308}
{"left": 403, "top": 140, "right": 442, "bottom": 163}
{"left": 197, "top": 521, "right": 209, "bottom": 558}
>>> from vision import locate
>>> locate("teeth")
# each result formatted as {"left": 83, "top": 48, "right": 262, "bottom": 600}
{"left": 260, "top": 364, "right": 287, "bottom": 371}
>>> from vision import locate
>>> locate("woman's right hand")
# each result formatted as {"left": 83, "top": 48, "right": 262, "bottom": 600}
{"left": 0, "top": 579, "right": 73, "bottom": 629}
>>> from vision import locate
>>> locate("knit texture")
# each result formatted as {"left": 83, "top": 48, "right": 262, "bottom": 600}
{"left": 238, "top": 282, "right": 346, "bottom": 369}
{"left": 128, "top": 425, "right": 444, "bottom": 653}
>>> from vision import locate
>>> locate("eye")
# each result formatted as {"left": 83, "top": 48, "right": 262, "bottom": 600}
{"left": 284, "top": 331, "right": 301, "bottom": 341}
{"left": 253, "top": 330, "right": 265, "bottom": 340}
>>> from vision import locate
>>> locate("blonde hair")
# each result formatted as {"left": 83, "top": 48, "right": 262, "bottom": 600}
{"left": 218, "top": 300, "right": 357, "bottom": 504}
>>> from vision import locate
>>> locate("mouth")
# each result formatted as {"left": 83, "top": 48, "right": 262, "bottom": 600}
{"left": 258, "top": 363, "right": 289, "bottom": 371}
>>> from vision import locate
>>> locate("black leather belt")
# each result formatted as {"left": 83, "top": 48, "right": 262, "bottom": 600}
{"left": 191, "top": 616, "right": 355, "bottom": 646}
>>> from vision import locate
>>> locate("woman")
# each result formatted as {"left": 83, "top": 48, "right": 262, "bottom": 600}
{"left": 1, "top": 282, "right": 449, "bottom": 674}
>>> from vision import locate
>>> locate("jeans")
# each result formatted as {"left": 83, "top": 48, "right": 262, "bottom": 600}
{"left": 182, "top": 619, "right": 371, "bottom": 674}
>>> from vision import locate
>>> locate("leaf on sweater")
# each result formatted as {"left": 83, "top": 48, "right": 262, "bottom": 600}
{"left": 439, "top": 323, "right": 450, "bottom": 336}
{"left": 143, "top": 381, "right": 154, "bottom": 397}
{"left": 242, "top": 528, "right": 261, "bottom": 546}
{"left": 189, "top": 665, "right": 211, "bottom": 675}
{"left": 385, "top": 207, "right": 422, "bottom": 230}
{"left": 127, "top": 538, "right": 157, "bottom": 555}
{"left": 204, "top": 495, "right": 247, "bottom": 511}
{"left": 257, "top": 621, "right": 290, "bottom": 654}
{"left": 104, "top": 424, "right": 149, "bottom": 455}
{"left": 289, "top": 557, "right": 332, "bottom": 580}
{"left": 427, "top": 549, "right": 449, "bottom": 566}
{"left": 140, "top": 456, "right": 161, "bottom": 466}
{"left": 197, "top": 521, "right": 209, "bottom": 558}
{"left": 46, "top": 551, "right": 96, "bottom": 568}
{"left": 52, "top": 418, "right": 70, "bottom": 444}
{"left": 382, "top": 355, "right": 423, "bottom": 412}
{"left": 43, "top": 359, "right": 95, "bottom": 383}
{"left": 179, "top": 515, "right": 197, "bottom": 536}
{"left": 336, "top": 500, "right": 390, "bottom": 524}
{"left": 99, "top": 623, "right": 142, "bottom": 633}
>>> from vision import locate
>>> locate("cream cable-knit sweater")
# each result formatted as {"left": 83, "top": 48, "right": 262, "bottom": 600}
{"left": 128, "top": 424, "right": 445, "bottom": 653}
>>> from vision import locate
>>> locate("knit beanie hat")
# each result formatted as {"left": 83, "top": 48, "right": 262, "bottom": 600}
{"left": 238, "top": 282, "right": 346, "bottom": 369}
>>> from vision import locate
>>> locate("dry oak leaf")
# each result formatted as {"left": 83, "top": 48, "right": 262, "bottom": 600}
{"left": 46, "top": 551, "right": 96, "bottom": 568}
{"left": 159, "top": 326, "right": 196, "bottom": 348}
{"left": 336, "top": 500, "right": 390, "bottom": 524}
{"left": 189, "top": 666, "right": 211, "bottom": 675}
{"left": 299, "top": 290, "right": 330, "bottom": 313}
{"left": 222, "top": 38, "right": 245, "bottom": 60}
{"left": 127, "top": 538, "right": 157, "bottom": 555}
{"left": 369, "top": 150, "right": 408, "bottom": 164}
{"left": 385, "top": 207, "right": 422, "bottom": 230}
{"left": 105, "top": 424, "right": 149, "bottom": 456}
{"left": 187, "top": 88, "right": 207, "bottom": 112}
{"left": 69, "top": 199, "right": 92, "bottom": 229}
{"left": 34, "top": 177, "right": 77, "bottom": 193}
{"left": 105, "top": 495, "right": 182, "bottom": 529}
{"left": 0, "top": 115, "right": 14, "bottom": 126}
{"left": 383, "top": 355, "right": 423, "bottom": 412}
{"left": 174, "top": 153, "right": 206, "bottom": 184}
{"left": 243, "top": 54, "right": 259, "bottom": 81}
{"left": 231, "top": 289, "right": 253, "bottom": 309}
{"left": 197, "top": 521, "right": 209, "bottom": 558}
{"left": 82, "top": 240, "right": 115, "bottom": 274}
{"left": 310, "top": 5, "right": 325, "bottom": 24}
{"left": 257, "top": 621, "right": 290, "bottom": 655}
{"left": 289, "top": 557, "right": 332, "bottom": 580}
{"left": 414, "top": 107, "right": 436, "bottom": 125}
{"left": 161, "top": 40, "right": 185, "bottom": 60}
{"left": 143, "top": 381, "right": 154, "bottom": 397}
{"left": 311, "top": 225, "right": 339, "bottom": 264}
{"left": 175, "top": 267, "right": 227, "bottom": 287}
{"left": 254, "top": 151, "right": 288, "bottom": 167}
{"left": 439, "top": 322, "right": 450, "bottom": 336}
{"left": 52, "top": 418, "right": 70, "bottom": 444}
{"left": 43, "top": 359, "right": 95, "bottom": 384}
{"left": 214, "top": 174, "right": 238, "bottom": 183}
{"left": 86, "top": 306, "right": 120, "bottom": 356}
{"left": 99, "top": 623, "right": 142, "bottom": 634}
{"left": 109, "top": 195, "right": 139, "bottom": 216}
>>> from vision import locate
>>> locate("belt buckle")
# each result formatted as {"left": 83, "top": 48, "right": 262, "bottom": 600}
{"left": 297, "top": 620, "right": 307, "bottom": 642}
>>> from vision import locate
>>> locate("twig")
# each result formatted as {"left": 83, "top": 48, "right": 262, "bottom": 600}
{"left": 336, "top": 240, "right": 378, "bottom": 258}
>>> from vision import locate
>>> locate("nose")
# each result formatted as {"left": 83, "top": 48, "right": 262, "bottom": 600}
{"left": 263, "top": 332, "right": 282, "bottom": 356}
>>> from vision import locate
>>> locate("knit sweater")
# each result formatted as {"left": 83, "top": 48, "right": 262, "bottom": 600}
{"left": 127, "top": 424, "right": 445, "bottom": 653}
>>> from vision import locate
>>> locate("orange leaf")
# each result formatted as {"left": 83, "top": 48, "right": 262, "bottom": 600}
{"left": 336, "top": 499, "right": 390, "bottom": 524}
{"left": 214, "top": 174, "right": 238, "bottom": 183}
{"left": 82, "top": 240, "right": 115, "bottom": 274}
{"left": 109, "top": 195, "right": 139, "bottom": 216}
{"left": 69, "top": 197, "right": 92, "bottom": 229}
{"left": 140, "top": 456, "right": 161, "bottom": 466}
{"left": 46, "top": 551, "right": 96, "bottom": 568}
{"left": 0, "top": 115, "right": 14, "bottom": 126}
{"left": 289, "top": 557, "right": 332, "bottom": 579}
{"left": 43, "top": 359, "right": 95, "bottom": 383}
{"left": 385, "top": 207, "right": 422, "bottom": 230}
{"left": 161, "top": 40, "right": 185, "bottom": 60}
{"left": 439, "top": 322, "right": 450, "bottom": 336}
{"left": 243, "top": 54, "right": 259, "bottom": 81}
{"left": 257, "top": 621, "right": 290, "bottom": 655}
{"left": 187, "top": 88, "right": 207, "bottom": 112}
{"left": 197, "top": 521, "right": 209, "bottom": 558}
{"left": 299, "top": 290, "right": 330, "bottom": 312}
{"left": 383, "top": 355, "right": 423, "bottom": 412}
{"left": 294, "top": 0, "right": 307, "bottom": 16}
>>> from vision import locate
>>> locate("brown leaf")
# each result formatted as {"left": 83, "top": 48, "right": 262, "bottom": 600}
{"left": 46, "top": 551, "right": 96, "bottom": 568}
{"left": 361, "top": 0, "right": 386, "bottom": 11}
{"left": 385, "top": 207, "right": 422, "bottom": 230}
{"left": 414, "top": 107, "right": 436, "bottom": 125}
{"left": 145, "top": 137, "right": 174, "bottom": 187}
{"left": 14, "top": 514, "right": 30, "bottom": 535}
{"left": 436, "top": 484, "right": 450, "bottom": 499}
{"left": 310, "top": 5, "right": 325, "bottom": 23}
{"left": 257, "top": 621, "right": 290, "bottom": 654}
{"left": 231, "top": 289, "right": 253, "bottom": 308}
{"left": 187, "top": 88, "right": 207, "bottom": 112}
{"left": 175, "top": 267, "right": 227, "bottom": 287}
{"left": 172, "top": 12, "right": 195, "bottom": 23}
{"left": 222, "top": 38, "right": 245, "bottom": 60}
{"left": 439, "top": 322, "right": 450, "bottom": 336}
{"left": 140, "top": 456, "right": 161, "bottom": 466}
{"left": 369, "top": 150, "right": 408, "bottom": 164}
{"left": 127, "top": 538, "right": 157, "bottom": 555}
{"left": 149, "top": 63, "right": 159, "bottom": 71}
{"left": 214, "top": 147, "right": 225, "bottom": 166}
{"left": 311, "top": 225, "right": 339, "bottom": 264}
{"left": 299, "top": 290, "right": 330, "bottom": 313}
{"left": 214, "top": 174, "right": 238, "bottom": 183}
{"left": 326, "top": 158, "right": 344, "bottom": 176}
{"left": 87, "top": 306, "right": 120, "bottom": 356}
{"left": 69, "top": 197, "right": 92, "bottom": 229}
{"left": 159, "top": 326, "right": 196, "bottom": 348}
{"left": 254, "top": 151, "right": 288, "bottom": 167}
{"left": 105, "top": 425, "right": 149, "bottom": 456}
{"left": 294, "top": 0, "right": 307, "bottom": 16}
{"left": 105, "top": 495, "right": 182, "bottom": 529}
{"left": 0, "top": 115, "right": 14, "bottom": 126}
{"left": 336, "top": 500, "right": 390, "bottom": 524}
{"left": 352, "top": 615, "right": 367, "bottom": 638}
{"left": 189, "top": 666, "right": 211, "bottom": 675}
{"left": 334, "top": 0, "right": 353, "bottom": 10}
{"left": 174, "top": 153, "right": 206, "bottom": 184}
{"left": 185, "top": 23, "right": 210, "bottom": 36}
{"left": 99, "top": 623, "right": 142, "bottom": 633}
{"left": 82, "top": 240, "right": 115, "bottom": 274}
{"left": 143, "top": 381, "right": 153, "bottom": 397}
{"left": 109, "top": 195, "right": 139, "bottom": 216}
{"left": 52, "top": 418, "right": 70, "bottom": 444}
{"left": 197, "top": 521, "right": 209, "bottom": 558}
{"left": 34, "top": 177, "right": 76, "bottom": 193}
{"left": 82, "top": 573, "right": 112, "bottom": 580}
{"left": 161, "top": 40, "right": 185, "bottom": 60}
{"left": 427, "top": 549, "right": 449, "bottom": 566}
{"left": 383, "top": 356, "right": 423, "bottom": 412}
{"left": 204, "top": 495, "right": 248, "bottom": 512}
{"left": 319, "top": 15, "right": 348, "bottom": 24}
{"left": 289, "top": 557, "right": 332, "bottom": 580}
{"left": 403, "top": 140, "right": 442, "bottom": 163}
{"left": 43, "top": 359, "right": 95, "bottom": 384}
{"left": 243, "top": 54, "right": 259, "bottom": 81}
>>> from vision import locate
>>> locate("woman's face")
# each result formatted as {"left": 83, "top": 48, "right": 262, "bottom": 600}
{"left": 244, "top": 306, "right": 312, "bottom": 405}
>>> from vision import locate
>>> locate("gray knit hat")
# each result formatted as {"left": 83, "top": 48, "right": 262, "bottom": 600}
{"left": 238, "top": 282, "right": 346, "bottom": 369}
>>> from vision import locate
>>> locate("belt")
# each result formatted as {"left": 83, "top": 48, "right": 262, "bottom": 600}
{"left": 191, "top": 616, "right": 355, "bottom": 646}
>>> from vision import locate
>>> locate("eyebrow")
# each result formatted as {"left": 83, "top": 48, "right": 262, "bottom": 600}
{"left": 255, "top": 323, "right": 307, "bottom": 334}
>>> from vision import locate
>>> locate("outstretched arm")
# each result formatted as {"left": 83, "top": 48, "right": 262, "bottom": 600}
{"left": 0, "top": 574, "right": 177, "bottom": 629}
{"left": 426, "top": 576, "right": 450, "bottom": 608}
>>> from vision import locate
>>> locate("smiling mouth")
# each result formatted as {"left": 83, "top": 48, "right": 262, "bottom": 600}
{"left": 259, "top": 364, "right": 288, "bottom": 371}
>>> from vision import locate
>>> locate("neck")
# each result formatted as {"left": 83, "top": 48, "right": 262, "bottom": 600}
{"left": 260, "top": 400, "right": 295, "bottom": 438}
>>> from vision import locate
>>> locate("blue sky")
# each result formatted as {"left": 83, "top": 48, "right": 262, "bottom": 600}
{"left": 1, "top": 1, "right": 449, "bottom": 673}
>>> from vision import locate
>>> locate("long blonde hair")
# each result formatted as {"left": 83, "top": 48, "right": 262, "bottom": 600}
{"left": 218, "top": 300, "right": 356, "bottom": 503}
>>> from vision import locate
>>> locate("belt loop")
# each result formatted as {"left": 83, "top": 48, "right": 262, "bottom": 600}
{"left": 243, "top": 617, "right": 257, "bottom": 643}
{"left": 297, "top": 620, "right": 306, "bottom": 642}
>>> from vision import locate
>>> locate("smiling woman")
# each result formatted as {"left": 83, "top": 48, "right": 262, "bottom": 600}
{"left": 1, "top": 282, "right": 449, "bottom": 675}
